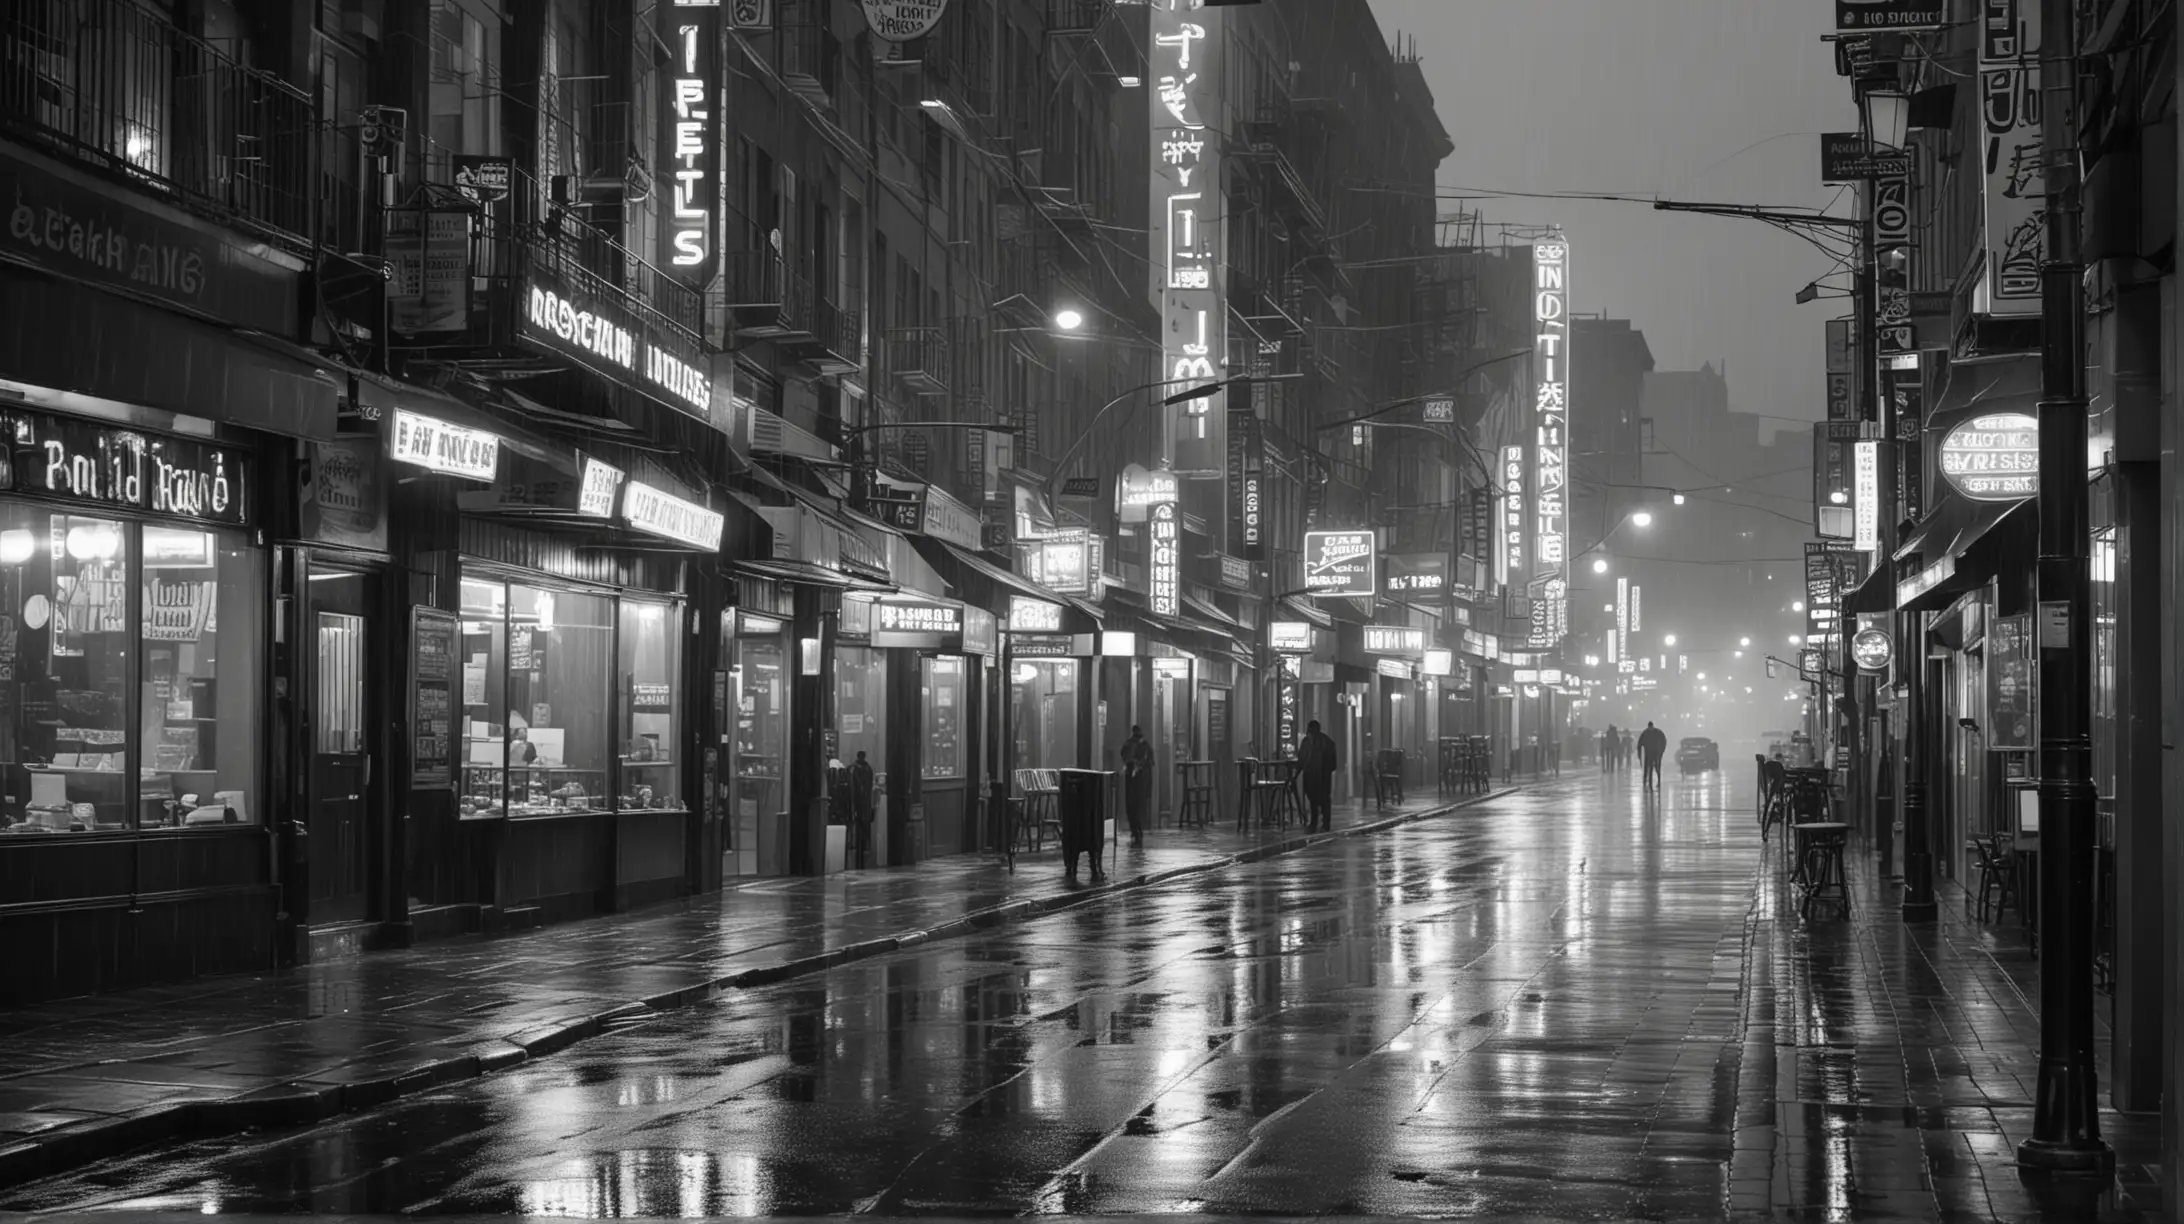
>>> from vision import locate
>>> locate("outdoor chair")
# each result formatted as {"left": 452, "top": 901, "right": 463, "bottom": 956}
{"left": 1373, "top": 749, "right": 1405, "bottom": 808}
{"left": 1175, "top": 760, "right": 1215, "bottom": 828}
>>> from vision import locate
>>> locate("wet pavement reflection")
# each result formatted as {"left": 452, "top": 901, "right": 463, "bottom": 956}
{"left": 2, "top": 772, "right": 2158, "bottom": 1220}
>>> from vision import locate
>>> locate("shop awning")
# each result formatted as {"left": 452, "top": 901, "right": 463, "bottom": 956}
{"left": 1842, "top": 560, "right": 1895, "bottom": 616}
{"left": 741, "top": 465, "right": 898, "bottom": 582}
{"left": 916, "top": 537, "right": 1104, "bottom": 624}
{"left": 1182, "top": 592, "right": 1245, "bottom": 631}
{"left": 1279, "top": 596, "right": 1333, "bottom": 630}
{"left": 1893, "top": 498, "right": 2035, "bottom": 612}
{"left": 733, "top": 557, "right": 896, "bottom": 592}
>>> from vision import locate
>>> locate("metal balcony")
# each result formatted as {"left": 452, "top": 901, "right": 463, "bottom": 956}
{"left": 1046, "top": 0, "right": 1108, "bottom": 35}
{"left": 723, "top": 250, "right": 814, "bottom": 339}
{"left": 786, "top": 298, "right": 862, "bottom": 375}
{"left": 778, "top": 0, "right": 838, "bottom": 108}
{"left": 886, "top": 325, "right": 950, "bottom": 395}
{"left": 1, "top": 0, "right": 314, "bottom": 249}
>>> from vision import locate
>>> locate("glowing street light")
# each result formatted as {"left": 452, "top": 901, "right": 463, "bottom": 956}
{"left": 1672, "top": 493, "right": 1686, "bottom": 505}
{"left": 1053, "top": 307, "right": 1086, "bottom": 331}
{"left": 1663, "top": 633, "right": 1678, "bottom": 646}
{"left": 1631, "top": 511, "right": 1655, "bottom": 528}
{"left": 1792, "top": 600, "right": 1806, "bottom": 612}
{"left": 1591, "top": 557, "right": 1609, "bottom": 574}
{"left": 1739, "top": 636, "right": 1751, "bottom": 647}
{"left": 1788, "top": 634, "right": 1802, "bottom": 645}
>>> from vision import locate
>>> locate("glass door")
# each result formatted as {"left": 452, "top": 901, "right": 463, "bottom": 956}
{"left": 309, "top": 570, "right": 377, "bottom": 923}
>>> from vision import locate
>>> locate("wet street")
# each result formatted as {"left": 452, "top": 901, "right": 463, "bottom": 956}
{"left": 2, "top": 773, "right": 2155, "bottom": 1221}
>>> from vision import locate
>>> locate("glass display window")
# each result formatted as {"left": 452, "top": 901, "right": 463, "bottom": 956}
{"left": 834, "top": 644, "right": 886, "bottom": 774}
{"left": 728, "top": 627, "right": 789, "bottom": 876}
{"left": 618, "top": 599, "right": 681, "bottom": 811}
{"left": 0, "top": 510, "right": 263, "bottom": 836}
{"left": 1010, "top": 659, "right": 1078, "bottom": 772}
{"left": 456, "top": 570, "right": 614, "bottom": 819}
{"left": 921, "top": 655, "right": 965, "bottom": 779}
{"left": 456, "top": 575, "right": 509, "bottom": 819}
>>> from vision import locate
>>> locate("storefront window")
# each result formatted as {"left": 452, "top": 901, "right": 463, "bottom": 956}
{"left": 456, "top": 571, "right": 613, "bottom": 818}
{"left": 0, "top": 513, "right": 263, "bottom": 835}
{"left": 922, "top": 656, "right": 965, "bottom": 779}
{"left": 729, "top": 630, "right": 789, "bottom": 875}
{"left": 618, "top": 599, "right": 681, "bottom": 811}
{"left": 2091, "top": 525, "right": 2119, "bottom": 803}
{"left": 1011, "top": 659, "right": 1077, "bottom": 772}
{"left": 835, "top": 642, "right": 886, "bottom": 776}
{"left": 458, "top": 576, "right": 509, "bottom": 819}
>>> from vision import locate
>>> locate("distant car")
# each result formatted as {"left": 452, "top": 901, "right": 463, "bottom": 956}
{"left": 1677, "top": 737, "right": 1720, "bottom": 775}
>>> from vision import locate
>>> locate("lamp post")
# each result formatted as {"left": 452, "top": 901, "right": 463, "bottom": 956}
{"left": 2017, "top": 0, "right": 2111, "bottom": 1175}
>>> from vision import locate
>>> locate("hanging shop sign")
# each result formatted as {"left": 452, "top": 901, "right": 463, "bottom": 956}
{"left": 1149, "top": 500, "right": 1181, "bottom": 617}
{"left": 1025, "top": 529, "right": 1093, "bottom": 596}
{"left": 874, "top": 479, "right": 983, "bottom": 551}
{"left": 1010, "top": 632, "right": 1076, "bottom": 659}
{"left": 1116, "top": 463, "right": 1179, "bottom": 522}
{"left": 1851, "top": 627, "right": 1894, "bottom": 671}
{"left": 1302, "top": 529, "right": 1375, "bottom": 596}
{"left": 1363, "top": 625, "right": 1425, "bottom": 656}
{"left": 578, "top": 456, "right": 625, "bottom": 517}
{"left": 1615, "top": 575, "right": 1630, "bottom": 664}
{"left": 622, "top": 480, "right": 724, "bottom": 550}
{"left": 1422, "top": 397, "right": 1456, "bottom": 423}
{"left": 1008, "top": 595, "right": 1065, "bottom": 633}
{"left": 384, "top": 208, "right": 472, "bottom": 333}
{"left": 1149, "top": 0, "right": 1228, "bottom": 479}
{"left": 1979, "top": 0, "right": 2044, "bottom": 318}
{"left": 962, "top": 607, "right": 997, "bottom": 656}
{"left": 1498, "top": 444, "right": 1525, "bottom": 586}
{"left": 389, "top": 408, "right": 497, "bottom": 483}
{"left": 1532, "top": 240, "right": 1569, "bottom": 585}
{"left": 1376, "top": 658, "right": 1412, "bottom": 680}
{"left": 872, "top": 596, "right": 964, "bottom": 649}
{"left": 1238, "top": 411, "right": 1265, "bottom": 559}
{"left": 521, "top": 267, "right": 712, "bottom": 419}
{"left": 664, "top": 0, "right": 719, "bottom": 274}
{"left": 1269, "top": 621, "right": 1312, "bottom": 653}
{"left": 1940, "top": 412, "right": 2038, "bottom": 501}
{"left": 860, "top": 0, "right": 949, "bottom": 41}
{"left": 1, "top": 409, "right": 250, "bottom": 525}
{"left": 1382, "top": 552, "right": 1448, "bottom": 597}
{"left": 1219, "top": 555, "right": 1251, "bottom": 591}
{"left": 1527, "top": 575, "right": 1568, "bottom": 649}
{"left": 1423, "top": 648, "right": 1453, "bottom": 677}
{"left": 1821, "top": 132, "right": 1909, "bottom": 181}
{"left": 1852, "top": 440, "right": 1880, "bottom": 552}
{"left": 302, "top": 437, "right": 386, "bottom": 551}
{"left": 452, "top": 154, "right": 511, "bottom": 206}
{"left": 1835, "top": 0, "right": 1945, "bottom": 31}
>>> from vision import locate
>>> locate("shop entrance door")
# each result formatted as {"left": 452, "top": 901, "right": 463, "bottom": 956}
{"left": 308, "top": 570, "right": 379, "bottom": 924}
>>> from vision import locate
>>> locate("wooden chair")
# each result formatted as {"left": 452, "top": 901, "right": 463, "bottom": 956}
{"left": 1372, "top": 749, "right": 1405, "bottom": 808}
{"left": 1175, "top": 761, "right": 1214, "bottom": 828}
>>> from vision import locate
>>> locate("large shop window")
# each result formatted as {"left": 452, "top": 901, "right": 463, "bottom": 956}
{"left": 835, "top": 643, "right": 887, "bottom": 779}
{"left": 619, "top": 599, "right": 681, "bottom": 811}
{"left": 922, "top": 656, "right": 966, "bottom": 779}
{"left": 1011, "top": 659, "right": 1078, "bottom": 771}
{"left": 0, "top": 514, "right": 262, "bottom": 834}
{"left": 458, "top": 571, "right": 671, "bottom": 818}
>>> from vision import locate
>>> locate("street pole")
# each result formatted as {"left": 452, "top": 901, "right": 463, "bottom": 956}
{"left": 1885, "top": 182, "right": 1935, "bottom": 923}
{"left": 2019, "top": 0, "right": 2111, "bottom": 1174}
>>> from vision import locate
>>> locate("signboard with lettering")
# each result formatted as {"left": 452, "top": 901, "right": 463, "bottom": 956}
{"left": 1940, "top": 412, "right": 2038, "bottom": 501}
{"left": 1987, "top": 612, "right": 2034, "bottom": 748}
{"left": 872, "top": 597, "right": 965, "bottom": 649}
{"left": 1303, "top": 529, "right": 1375, "bottom": 596}
{"left": 663, "top": 0, "right": 719, "bottom": 277}
{"left": 1150, "top": 500, "right": 1181, "bottom": 617}
{"left": 1010, "top": 632, "right": 1076, "bottom": 659}
{"left": 1980, "top": 0, "right": 2044, "bottom": 316}
{"left": 1269, "top": 621, "right": 1311, "bottom": 653}
{"left": 1383, "top": 552, "right": 1448, "bottom": 597}
{"left": 1499, "top": 444, "right": 1525, "bottom": 585}
{"left": 622, "top": 481, "right": 724, "bottom": 550}
{"left": 302, "top": 437, "right": 385, "bottom": 551}
{"left": 390, "top": 409, "right": 499, "bottom": 482}
{"left": 1150, "top": 0, "right": 1227, "bottom": 479}
{"left": 1835, "top": 0, "right": 1945, "bottom": 31}
{"left": 1853, "top": 440, "right": 1880, "bottom": 552}
{"left": 577, "top": 456, "right": 625, "bottom": 517}
{"left": 1533, "top": 241, "right": 1569, "bottom": 591}
{"left": 1009, "top": 596, "right": 1064, "bottom": 633}
{"left": 1851, "top": 627, "right": 1894, "bottom": 671}
{"left": 1116, "top": 464, "right": 1179, "bottom": 521}
{"left": 1822, "top": 132, "right": 1910, "bottom": 182}
{"left": 521, "top": 266, "right": 713, "bottom": 421}
{"left": 860, "top": 0, "right": 949, "bottom": 41}
{"left": 1363, "top": 625, "right": 1425, "bottom": 656}
{"left": 411, "top": 607, "right": 458, "bottom": 789}
{"left": 1423, "top": 648, "right": 1453, "bottom": 677}
{"left": 4, "top": 410, "right": 249, "bottom": 525}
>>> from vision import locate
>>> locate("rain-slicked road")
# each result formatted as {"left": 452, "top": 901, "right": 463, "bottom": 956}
{"left": 1, "top": 771, "right": 2149, "bottom": 1221}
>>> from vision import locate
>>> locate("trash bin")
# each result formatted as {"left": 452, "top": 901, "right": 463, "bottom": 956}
{"left": 1056, "top": 768, "right": 1108, "bottom": 883}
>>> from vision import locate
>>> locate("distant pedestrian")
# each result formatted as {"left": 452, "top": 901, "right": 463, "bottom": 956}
{"left": 1603, "top": 724, "right": 1619, "bottom": 773}
{"left": 1638, "top": 721, "right": 1668, "bottom": 790}
{"left": 849, "top": 750, "right": 876, "bottom": 868}
{"left": 1298, "top": 718, "right": 1339, "bottom": 831}
{"left": 1621, "top": 729, "right": 1635, "bottom": 772}
{"left": 1121, "top": 725, "right": 1154, "bottom": 847}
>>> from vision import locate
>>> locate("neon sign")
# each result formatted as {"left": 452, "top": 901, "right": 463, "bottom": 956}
{"left": 1532, "top": 240, "right": 1569, "bottom": 644}
{"left": 666, "top": 1, "right": 718, "bottom": 271}
{"left": 1853, "top": 440, "right": 1880, "bottom": 551}
{"left": 1499, "top": 444, "right": 1525, "bottom": 586}
{"left": 1151, "top": 0, "right": 1225, "bottom": 477}
{"left": 1150, "top": 499, "right": 1181, "bottom": 617}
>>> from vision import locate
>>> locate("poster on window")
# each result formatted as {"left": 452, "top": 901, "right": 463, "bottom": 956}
{"left": 143, "top": 578, "right": 216, "bottom": 641}
{"left": 412, "top": 608, "right": 457, "bottom": 789}
{"left": 1987, "top": 612, "right": 2034, "bottom": 749}
{"left": 386, "top": 209, "right": 472, "bottom": 334}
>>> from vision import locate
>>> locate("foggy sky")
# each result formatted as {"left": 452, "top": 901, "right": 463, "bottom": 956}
{"left": 1368, "top": 0, "right": 1854, "bottom": 444}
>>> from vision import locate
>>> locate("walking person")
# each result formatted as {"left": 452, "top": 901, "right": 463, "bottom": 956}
{"left": 1637, "top": 721, "right": 1668, "bottom": 790}
{"left": 1298, "top": 718, "right": 1339, "bottom": 832}
{"left": 1602, "top": 724, "right": 1618, "bottom": 774}
{"left": 848, "top": 750, "right": 877, "bottom": 869}
{"left": 1620, "top": 729, "right": 1635, "bottom": 773}
{"left": 1121, "top": 724, "right": 1154, "bottom": 848}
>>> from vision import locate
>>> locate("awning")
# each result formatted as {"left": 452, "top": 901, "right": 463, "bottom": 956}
{"left": 0, "top": 265, "right": 342, "bottom": 440}
{"left": 1842, "top": 560, "right": 1895, "bottom": 617}
{"left": 916, "top": 536, "right": 1104, "bottom": 624}
{"left": 1279, "top": 596, "right": 1333, "bottom": 630}
{"left": 733, "top": 557, "right": 896, "bottom": 592}
{"left": 1927, "top": 353, "right": 2040, "bottom": 432}
{"left": 1182, "top": 592, "right": 1244, "bottom": 631}
{"left": 742, "top": 464, "right": 897, "bottom": 581}
{"left": 1893, "top": 498, "right": 2035, "bottom": 612}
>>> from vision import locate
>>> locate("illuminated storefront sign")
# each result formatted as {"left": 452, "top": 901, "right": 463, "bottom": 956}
{"left": 1940, "top": 412, "right": 2038, "bottom": 501}
{"left": 1630, "top": 584, "right": 1642, "bottom": 633}
{"left": 1530, "top": 240, "right": 1569, "bottom": 646}
{"left": 622, "top": 481, "right": 723, "bottom": 550}
{"left": 1025, "top": 529, "right": 1093, "bottom": 596}
{"left": 1851, "top": 627, "right": 1894, "bottom": 670}
{"left": 1150, "top": 500, "right": 1181, "bottom": 616}
{"left": 390, "top": 409, "right": 498, "bottom": 481}
{"left": 1303, "top": 529, "right": 1376, "bottom": 596}
{"left": 665, "top": 0, "right": 719, "bottom": 271}
{"left": 860, "top": 0, "right": 949, "bottom": 42}
{"left": 1528, "top": 575, "right": 1567, "bottom": 649}
{"left": 1423, "top": 648, "right": 1453, "bottom": 677}
{"left": 1499, "top": 444, "right": 1525, "bottom": 586}
{"left": 1853, "top": 440, "right": 1880, "bottom": 552}
{"left": 1382, "top": 552, "right": 1448, "bottom": 596}
{"left": 1116, "top": 464, "right": 1180, "bottom": 519}
{"left": 873, "top": 597, "right": 964, "bottom": 648}
{"left": 1363, "top": 625, "right": 1425, "bottom": 655}
{"left": 522, "top": 277, "right": 712, "bottom": 418}
{"left": 1269, "top": 621, "right": 1312, "bottom": 653}
{"left": 1008, "top": 595, "right": 1064, "bottom": 633}
{"left": 1616, "top": 575, "right": 1629, "bottom": 662}
{"left": 1150, "top": 0, "right": 1227, "bottom": 477}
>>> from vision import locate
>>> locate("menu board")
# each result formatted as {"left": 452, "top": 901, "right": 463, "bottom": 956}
{"left": 412, "top": 608, "right": 457, "bottom": 788}
{"left": 1987, "top": 612, "right": 2034, "bottom": 750}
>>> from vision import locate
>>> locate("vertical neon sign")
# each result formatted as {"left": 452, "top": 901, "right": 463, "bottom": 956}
{"left": 1853, "top": 440, "right": 1880, "bottom": 552}
{"left": 1150, "top": 498, "right": 1180, "bottom": 617}
{"left": 1151, "top": 1, "right": 1226, "bottom": 477}
{"left": 1531, "top": 240, "right": 1569, "bottom": 648}
{"left": 1498, "top": 444, "right": 1525, "bottom": 588}
{"left": 667, "top": 0, "right": 719, "bottom": 274}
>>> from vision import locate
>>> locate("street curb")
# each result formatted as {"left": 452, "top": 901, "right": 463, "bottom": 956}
{"left": 0, "top": 783, "right": 1525, "bottom": 1192}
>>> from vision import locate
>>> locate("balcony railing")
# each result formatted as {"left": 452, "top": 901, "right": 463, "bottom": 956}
{"left": 788, "top": 298, "right": 861, "bottom": 375}
{"left": 1046, "top": 0, "right": 1108, "bottom": 35}
{"left": 722, "top": 249, "right": 813, "bottom": 338}
{"left": 1, "top": 0, "right": 315, "bottom": 248}
{"left": 778, "top": 0, "right": 838, "bottom": 107}
{"left": 886, "top": 325, "right": 951, "bottom": 395}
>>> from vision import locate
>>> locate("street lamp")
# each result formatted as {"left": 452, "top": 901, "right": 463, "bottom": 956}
{"left": 1591, "top": 558, "right": 1609, "bottom": 574}
{"left": 1672, "top": 493, "right": 1686, "bottom": 505}
{"left": 1663, "top": 634, "right": 1677, "bottom": 646}
{"left": 1052, "top": 307, "right": 1085, "bottom": 331}
{"left": 1792, "top": 600, "right": 1806, "bottom": 612}
{"left": 1739, "top": 637, "right": 1751, "bottom": 647}
{"left": 1630, "top": 511, "right": 1654, "bottom": 528}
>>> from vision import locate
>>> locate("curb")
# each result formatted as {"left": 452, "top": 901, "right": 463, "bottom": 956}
{"left": 0, "top": 784, "right": 1524, "bottom": 1192}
